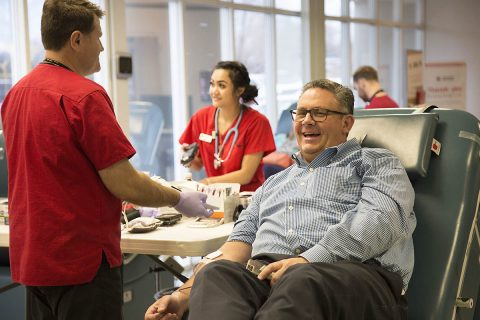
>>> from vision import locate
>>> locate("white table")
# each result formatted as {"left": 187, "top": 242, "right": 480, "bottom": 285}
{"left": 0, "top": 225, "right": 8, "bottom": 248}
{"left": 1, "top": 218, "right": 234, "bottom": 283}
{"left": 0, "top": 218, "right": 234, "bottom": 257}
{"left": 120, "top": 218, "right": 234, "bottom": 256}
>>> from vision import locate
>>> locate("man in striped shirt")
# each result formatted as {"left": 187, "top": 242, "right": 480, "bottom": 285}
{"left": 145, "top": 79, "right": 415, "bottom": 320}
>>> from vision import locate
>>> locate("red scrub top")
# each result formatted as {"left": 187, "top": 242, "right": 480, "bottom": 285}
{"left": 366, "top": 95, "right": 399, "bottom": 109}
{"left": 1, "top": 64, "right": 135, "bottom": 286}
{"left": 180, "top": 106, "right": 275, "bottom": 191}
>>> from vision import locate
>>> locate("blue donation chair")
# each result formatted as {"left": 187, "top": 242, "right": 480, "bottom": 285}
{"left": 264, "top": 103, "right": 298, "bottom": 179}
{"left": 349, "top": 106, "right": 480, "bottom": 320}
{"left": 129, "top": 101, "right": 164, "bottom": 175}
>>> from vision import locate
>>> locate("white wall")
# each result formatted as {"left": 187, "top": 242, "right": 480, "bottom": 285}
{"left": 425, "top": 0, "right": 480, "bottom": 120}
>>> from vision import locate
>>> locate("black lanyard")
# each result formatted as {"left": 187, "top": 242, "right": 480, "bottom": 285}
{"left": 369, "top": 89, "right": 384, "bottom": 102}
{"left": 41, "top": 58, "right": 73, "bottom": 72}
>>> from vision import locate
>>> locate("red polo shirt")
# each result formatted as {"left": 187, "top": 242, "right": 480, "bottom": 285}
{"left": 1, "top": 64, "right": 135, "bottom": 286}
{"left": 366, "top": 95, "right": 399, "bottom": 109}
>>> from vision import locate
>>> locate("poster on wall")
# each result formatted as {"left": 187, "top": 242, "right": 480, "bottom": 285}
{"left": 424, "top": 62, "right": 466, "bottom": 109}
{"left": 406, "top": 50, "right": 424, "bottom": 106}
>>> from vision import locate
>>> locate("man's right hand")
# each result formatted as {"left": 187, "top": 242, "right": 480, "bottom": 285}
{"left": 257, "top": 256, "right": 308, "bottom": 285}
{"left": 174, "top": 191, "right": 212, "bottom": 218}
{"left": 145, "top": 294, "right": 186, "bottom": 320}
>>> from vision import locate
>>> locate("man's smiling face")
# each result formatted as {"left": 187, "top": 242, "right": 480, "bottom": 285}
{"left": 294, "top": 88, "right": 354, "bottom": 163}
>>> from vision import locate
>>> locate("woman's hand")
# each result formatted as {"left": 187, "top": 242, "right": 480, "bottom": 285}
{"left": 180, "top": 143, "right": 190, "bottom": 152}
{"left": 180, "top": 143, "right": 203, "bottom": 170}
{"left": 200, "top": 177, "right": 212, "bottom": 185}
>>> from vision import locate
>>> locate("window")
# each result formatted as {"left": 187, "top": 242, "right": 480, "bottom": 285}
{"left": 378, "top": 0, "right": 396, "bottom": 21}
{"left": 27, "top": 0, "right": 108, "bottom": 87}
{"left": 349, "top": 0, "right": 373, "bottom": 19}
{"left": 378, "top": 26, "right": 396, "bottom": 98}
{"left": 350, "top": 23, "right": 375, "bottom": 72}
{"left": 2, "top": 0, "right": 307, "bottom": 181}
{"left": 276, "top": 14, "right": 302, "bottom": 113}
{"left": 0, "top": 0, "right": 13, "bottom": 103}
{"left": 1, "top": 0, "right": 110, "bottom": 107}
{"left": 325, "top": 20, "right": 342, "bottom": 84}
{"left": 234, "top": 10, "right": 266, "bottom": 113}
{"left": 234, "top": 0, "right": 266, "bottom": 6}
{"left": 405, "top": 28, "right": 423, "bottom": 51}
{"left": 325, "top": 0, "right": 425, "bottom": 108}
{"left": 122, "top": 0, "right": 305, "bottom": 179}
{"left": 325, "top": 0, "right": 341, "bottom": 16}
{"left": 27, "top": 0, "right": 43, "bottom": 68}
{"left": 125, "top": 0, "right": 175, "bottom": 178}
{"left": 351, "top": 22, "right": 376, "bottom": 108}
{"left": 183, "top": 4, "right": 222, "bottom": 181}
{"left": 275, "top": 0, "right": 301, "bottom": 11}
{"left": 403, "top": 0, "right": 423, "bottom": 24}
{"left": 184, "top": 5, "right": 221, "bottom": 117}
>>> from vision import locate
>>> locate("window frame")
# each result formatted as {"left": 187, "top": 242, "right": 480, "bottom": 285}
{"left": 324, "top": 0, "right": 425, "bottom": 108}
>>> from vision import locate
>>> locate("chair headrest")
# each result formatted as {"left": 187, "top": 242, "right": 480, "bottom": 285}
{"left": 348, "top": 113, "right": 439, "bottom": 180}
{"left": 276, "top": 103, "right": 297, "bottom": 135}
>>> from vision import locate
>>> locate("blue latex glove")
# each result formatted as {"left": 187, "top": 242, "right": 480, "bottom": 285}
{"left": 174, "top": 191, "right": 213, "bottom": 218}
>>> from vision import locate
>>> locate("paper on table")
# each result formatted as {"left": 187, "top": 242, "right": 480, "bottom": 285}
{"left": 171, "top": 180, "right": 241, "bottom": 212}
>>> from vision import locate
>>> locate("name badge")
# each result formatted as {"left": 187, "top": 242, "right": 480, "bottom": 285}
{"left": 199, "top": 133, "right": 213, "bottom": 143}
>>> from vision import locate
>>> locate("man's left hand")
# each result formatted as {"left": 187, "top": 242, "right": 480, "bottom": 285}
{"left": 257, "top": 256, "right": 308, "bottom": 285}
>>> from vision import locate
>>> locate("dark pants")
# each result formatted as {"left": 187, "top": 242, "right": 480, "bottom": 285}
{"left": 26, "top": 254, "right": 123, "bottom": 320}
{"left": 188, "top": 259, "right": 407, "bottom": 320}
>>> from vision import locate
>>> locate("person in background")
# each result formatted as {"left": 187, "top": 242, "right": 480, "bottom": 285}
{"left": 1, "top": 1, "right": 210, "bottom": 319}
{"left": 353, "top": 65, "right": 399, "bottom": 109}
{"left": 145, "top": 79, "right": 415, "bottom": 320}
{"left": 179, "top": 61, "right": 276, "bottom": 192}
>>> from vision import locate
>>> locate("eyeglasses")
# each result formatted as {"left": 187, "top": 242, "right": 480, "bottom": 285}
{"left": 290, "top": 108, "right": 349, "bottom": 122}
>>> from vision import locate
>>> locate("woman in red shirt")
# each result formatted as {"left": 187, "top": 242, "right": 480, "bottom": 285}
{"left": 179, "top": 61, "right": 276, "bottom": 192}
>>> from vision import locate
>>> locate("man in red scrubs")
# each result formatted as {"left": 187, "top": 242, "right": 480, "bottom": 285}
{"left": 1, "top": 1, "right": 210, "bottom": 319}
{"left": 353, "top": 65, "right": 399, "bottom": 109}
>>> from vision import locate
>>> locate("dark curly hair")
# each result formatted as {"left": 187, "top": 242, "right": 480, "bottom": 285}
{"left": 213, "top": 61, "right": 258, "bottom": 104}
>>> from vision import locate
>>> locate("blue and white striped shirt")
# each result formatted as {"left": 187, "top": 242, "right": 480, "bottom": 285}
{"left": 229, "top": 138, "right": 416, "bottom": 290}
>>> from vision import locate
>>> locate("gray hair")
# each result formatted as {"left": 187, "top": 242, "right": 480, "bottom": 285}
{"left": 300, "top": 79, "right": 354, "bottom": 114}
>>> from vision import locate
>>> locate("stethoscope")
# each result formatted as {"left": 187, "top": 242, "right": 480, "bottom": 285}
{"left": 213, "top": 107, "right": 244, "bottom": 169}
